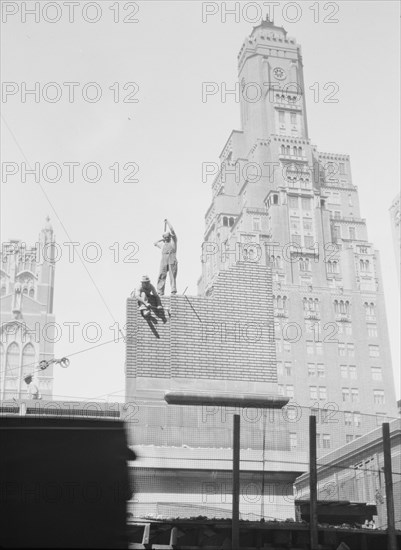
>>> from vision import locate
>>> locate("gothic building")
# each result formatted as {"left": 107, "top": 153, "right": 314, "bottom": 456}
{"left": 198, "top": 18, "right": 398, "bottom": 449}
{"left": 0, "top": 218, "right": 56, "bottom": 400}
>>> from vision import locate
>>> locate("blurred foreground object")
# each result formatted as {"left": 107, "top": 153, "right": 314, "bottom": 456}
{"left": 0, "top": 417, "right": 135, "bottom": 548}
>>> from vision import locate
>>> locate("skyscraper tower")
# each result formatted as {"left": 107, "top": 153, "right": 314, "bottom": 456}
{"left": 199, "top": 18, "right": 398, "bottom": 448}
{"left": 0, "top": 218, "right": 56, "bottom": 400}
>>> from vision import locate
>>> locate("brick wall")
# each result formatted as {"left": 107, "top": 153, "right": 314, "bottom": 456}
{"left": 126, "top": 263, "right": 277, "bottom": 398}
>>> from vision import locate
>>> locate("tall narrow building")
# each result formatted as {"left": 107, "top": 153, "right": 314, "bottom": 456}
{"left": 0, "top": 218, "right": 56, "bottom": 400}
{"left": 198, "top": 18, "right": 398, "bottom": 448}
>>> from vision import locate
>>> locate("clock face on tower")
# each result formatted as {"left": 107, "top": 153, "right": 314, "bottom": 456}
{"left": 273, "top": 67, "right": 286, "bottom": 80}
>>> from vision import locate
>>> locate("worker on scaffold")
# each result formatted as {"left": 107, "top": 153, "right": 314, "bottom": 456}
{"left": 133, "top": 275, "right": 163, "bottom": 318}
{"left": 154, "top": 218, "right": 177, "bottom": 296}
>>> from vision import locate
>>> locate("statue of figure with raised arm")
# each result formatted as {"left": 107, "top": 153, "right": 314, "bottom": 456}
{"left": 154, "top": 219, "right": 178, "bottom": 296}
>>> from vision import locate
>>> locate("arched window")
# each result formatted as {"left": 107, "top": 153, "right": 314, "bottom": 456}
{"left": 334, "top": 300, "right": 339, "bottom": 313}
{"left": 22, "top": 343, "right": 35, "bottom": 380}
{"left": 283, "top": 296, "right": 287, "bottom": 310}
{"left": 281, "top": 144, "right": 286, "bottom": 155}
{"left": 275, "top": 256, "right": 282, "bottom": 268}
{"left": 5, "top": 343, "right": 19, "bottom": 395}
{"left": 303, "top": 297, "right": 308, "bottom": 311}
{"left": 298, "top": 147, "right": 302, "bottom": 156}
{"left": 29, "top": 288, "right": 34, "bottom": 298}
{"left": 314, "top": 298, "right": 319, "bottom": 311}
{"left": 23, "top": 287, "right": 28, "bottom": 295}
{"left": 229, "top": 217, "right": 234, "bottom": 227}
{"left": 293, "top": 146, "right": 297, "bottom": 156}
{"left": 223, "top": 216, "right": 228, "bottom": 227}
{"left": 277, "top": 296, "right": 283, "bottom": 309}
{"left": 345, "top": 301, "right": 350, "bottom": 314}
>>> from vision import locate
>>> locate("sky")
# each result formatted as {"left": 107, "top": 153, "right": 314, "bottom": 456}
{"left": 1, "top": 1, "right": 400, "bottom": 402}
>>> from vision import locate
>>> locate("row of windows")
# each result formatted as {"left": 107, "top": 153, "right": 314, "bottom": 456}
{"left": 280, "top": 144, "right": 303, "bottom": 156}
{"left": 1, "top": 286, "right": 35, "bottom": 298}
{"left": 222, "top": 216, "right": 235, "bottom": 227}
{"left": 0, "top": 343, "right": 36, "bottom": 380}
{"left": 290, "top": 432, "right": 332, "bottom": 450}
{"left": 277, "top": 361, "right": 381, "bottom": 382}
{"left": 332, "top": 225, "right": 356, "bottom": 240}
{"left": 288, "top": 196, "right": 312, "bottom": 210}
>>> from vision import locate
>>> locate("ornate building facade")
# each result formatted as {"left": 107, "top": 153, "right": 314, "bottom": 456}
{"left": 198, "top": 18, "right": 398, "bottom": 449}
{"left": 0, "top": 218, "right": 56, "bottom": 400}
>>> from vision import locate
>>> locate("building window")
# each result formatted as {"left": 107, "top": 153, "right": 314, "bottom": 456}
{"left": 322, "top": 434, "right": 331, "bottom": 449}
{"left": 284, "top": 362, "right": 292, "bottom": 376}
{"left": 279, "top": 111, "right": 285, "bottom": 124}
{"left": 342, "top": 388, "right": 350, "bottom": 402}
{"left": 316, "top": 342, "right": 323, "bottom": 355}
{"left": 351, "top": 388, "right": 359, "bottom": 402}
{"left": 306, "top": 341, "right": 314, "bottom": 355}
{"left": 288, "top": 196, "right": 298, "bottom": 209}
{"left": 278, "top": 384, "right": 285, "bottom": 396}
{"left": 290, "top": 432, "right": 297, "bottom": 449}
{"left": 21, "top": 343, "right": 35, "bottom": 382}
{"left": 364, "top": 302, "right": 376, "bottom": 318}
{"left": 373, "top": 390, "right": 385, "bottom": 405}
{"left": 367, "top": 324, "right": 378, "bottom": 337}
{"left": 341, "top": 365, "right": 348, "bottom": 378}
{"left": 371, "top": 367, "right": 382, "bottom": 381}
{"left": 252, "top": 217, "right": 261, "bottom": 231}
{"left": 327, "top": 260, "right": 339, "bottom": 274}
{"left": 338, "top": 343, "right": 346, "bottom": 356}
{"left": 291, "top": 234, "right": 302, "bottom": 245}
{"left": 333, "top": 225, "right": 341, "bottom": 240}
{"left": 308, "top": 363, "right": 316, "bottom": 376}
{"left": 310, "top": 386, "right": 317, "bottom": 400}
{"left": 353, "top": 413, "right": 361, "bottom": 427}
{"left": 286, "top": 385, "right": 294, "bottom": 398}
{"left": 223, "top": 216, "right": 228, "bottom": 227}
{"left": 300, "top": 258, "right": 311, "bottom": 272}
{"left": 229, "top": 217, "right": 235, "bottom": 227}
{"left": 339, "top": 162, "right": 346, "bottom": 175}
{"left": 344, "top": 412, "right": 352, "bottom": 426}
{"left": 277, "top": 361, "right": 283, "bottom": 376}
{"left": 346, "top": 434, "right": 354, "bottom": 443}
{"left": 369, "top": 345, "right": 379, "bottom": 358}
{"left": 347, "top": 343, "right": 355, "bottom": 357}
{"left": 5, "top": 342, "right": 20, "bottom": 398}
{"left": 334, "top": 210, "right": 341, "bottom": 219}
{"left": 283, "top": 341, "right": 291, "bottom": 353}
{"left": 303, "top": 218, "right": 313, "bottom": 232}
{"left": 290, "top": 113, "right": 297, "bottom": 125}
{"left": 349, "top": 227, "right": 356, "bottom": 240}
{"left": 302, "top": 198, "right": 312, "bottom": 210}
{"left": 349, "top": 366, "right": 357, "bottom": 380}
{"left": 317, "top": 364, "right": 325, "bottom": 378}
{"left": 290, "top": 216, "right": 300, "bottom": 231}
{"left": 304, "top": 236, "right": 314, "bottom": 249}
{"left": 318, "top": 386, "right": 327, "bottom": 400}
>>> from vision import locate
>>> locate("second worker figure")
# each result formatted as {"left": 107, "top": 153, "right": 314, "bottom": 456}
{"left": 154, "top": 218, "right": 178, "bottom": 295}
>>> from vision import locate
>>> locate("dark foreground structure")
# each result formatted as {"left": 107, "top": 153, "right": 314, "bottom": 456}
{"left": 0, "top": 417, "right": 134, "bottom": 548}
{"left": 127, "top": 518, "right": 401, "bottom": 549}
